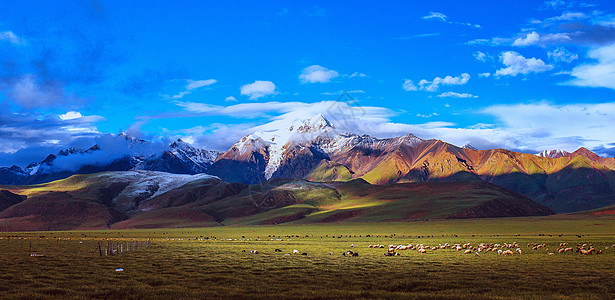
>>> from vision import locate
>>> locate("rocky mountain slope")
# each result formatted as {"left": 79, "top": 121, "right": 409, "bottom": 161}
{"left": 0, "top": 171, "right": 553, "bottom": 231}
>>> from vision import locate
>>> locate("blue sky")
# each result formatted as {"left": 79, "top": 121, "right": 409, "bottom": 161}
{"left": 2, "top": 0, "right": 615, "bottom": 166}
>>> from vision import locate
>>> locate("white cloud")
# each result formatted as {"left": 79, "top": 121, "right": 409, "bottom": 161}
{"left": 168, "top": 79, "right": 217, "bottom": 99}
{"left": 240, "top": 80, "right": 276, "bottom": 99}
{"left": 299, "top": 65, "right": 339, "bottom": 83}
{"left": 437, "top": 92, "right": 478, "bottom": 98}
{"left": 169, "top": 91, "right": 190, "bottom": 99}
{"left": 568, "top": 43, "right": 615, "bottom": 89}
{"left": 59, "top": 111, "right": 83, "bottom": 120}
{"left": 175, "top": 102, "right": 223, "bottom": 113}
{"left": 513, "top": 31, "right": 541, "bottom": 46}
{"left": 397, "top": 33, "right": 440, "bottom": 39}
{"left": 466, "top": 37, "right": 512, "bottom": 46}
{"left": 349, "top": 72, "right": 368, "bottom": 78}
{"left": 512, "top": 31, "right": 571, "bottom": 46}
{"left": 416, "top": 113, "right": 439, "bottom": 118}
{"left": 474, "top": 51, "right": 490, "bottom": 62}
{"left": 482, "top": 102, "right": 615, "bottom": 153}
{"left": 548, "top": 47, "right": 578, "bottom": 63}
{"left": 495, "top": 51, "right": 553, "bottom": 77}
{"left": 322, "top": 90, "right": 365, "bottom": 95}
{"left": 423, "top": 11, "right": 448, "bottom": 22}
{"left": 416, "top": 73, "right": 471, "bottom": 92}
{"left": 478, "top": 72, "right": 491, "bottom": 78}
{"left": 225, "top": 96, "right": 237, "bottom": 102}
{"left": 0, "top": 31, "right": 24, "bottom": 45}
{"left": 402, "top": 79, "right": 418, "bottom": 91}
{"left": 546, "top": 11, "right": 588, "bottom": 22}
{"left": 543, "top": 0, "right": 567, "bottom": 9}
{"left": 541, "top": 33, "right": 572, "bottom": 43}
{"left": 186, "top": 79, "right": 217, "bottom": 90}
{"left": 422, "top": 11, "right": 480, "bottom": 28}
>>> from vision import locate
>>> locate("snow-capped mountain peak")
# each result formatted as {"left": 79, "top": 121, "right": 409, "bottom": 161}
{"left": 170, "top": 138, "right": 220, "bottom": 166}
{"left": 296, "top": 114, "right": 335, "bottom": 133}
{"left": 463, "top": 144, "right": 478, "bottom": 151}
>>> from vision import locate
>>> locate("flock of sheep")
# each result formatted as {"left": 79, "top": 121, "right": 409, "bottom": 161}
{"left": 368, "top": 241, "right": 614, "bottom": 257}
{"left": 241, "top": 241, "right": 613, "bottom": 258}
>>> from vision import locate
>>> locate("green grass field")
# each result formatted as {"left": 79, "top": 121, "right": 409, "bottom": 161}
{"left": 2, "top": 215, "right": 615, "bottom": 299}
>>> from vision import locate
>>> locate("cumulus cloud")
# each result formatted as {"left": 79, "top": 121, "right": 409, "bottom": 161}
{"left": 513, "top": 31, "right": 571, "bottom": 46}
{"left": 548, "top": 47, "right": 579, "bottom": 63}
{"left": 513, "top": 31, "right": 541, "bottom": 46}
{"left": 412, "top": 73, "right": 470, "bottom": 92}
{"left": 474, "top": 51, "right": 490, "bottom": 62}
{"left": 240, "top": 80, "right": 276, "bottom": 100}
{"left": 568, "top": 43, "right": 615, "bottom": 89}
{"left": 478, "top": 72, "right": 491, "bottom": 78}
{"left": 59, "top": 111, "right": 83, "bottom": 120}
{"left": 299, "top": 65, "right": 339, "bottom": 83}
{"left": 0, "top": 30, "right": 24, "bottom": 45}
{"left": 495, "top": 51, "right": 553, "bottom": 76}
{"left": 402, "top": 79, "right": 418, "bottom": 91}
{"left": 225, "top": 96, "right": 237, "bottom": 102}
{"left": 437, "top": 92, "right": 478, "bottom": 98}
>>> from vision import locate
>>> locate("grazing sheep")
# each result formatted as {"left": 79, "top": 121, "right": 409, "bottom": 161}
{"left": 301, "top": 253, "right": 308, "bottom": 256}
{"left": 274, "top": 249, "right": 282, "bottom": 252}
{"left": 464, "top": 249, "right": 472, "bottom": 254}
{"left": 293, "top": 249, "right": 300, "bottom": 254}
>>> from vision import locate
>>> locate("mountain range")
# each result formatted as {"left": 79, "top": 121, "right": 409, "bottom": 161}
{"left": 1, "top": 114, "right": 614, "bottom": 216}
{"left": 0, "top": 134, "right": 219, "bottom": 185}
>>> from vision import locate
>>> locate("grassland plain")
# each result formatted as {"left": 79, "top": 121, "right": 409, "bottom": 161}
{"left": 1, "top": 216, "right": 615, "bottom": 299}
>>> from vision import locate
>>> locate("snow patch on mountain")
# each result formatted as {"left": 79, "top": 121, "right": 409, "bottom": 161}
{"left": 94, "top": 170, "right": 218, "bottom": 202}
{"left": 536, "top": 149, "right": 570, "bottom": 158}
